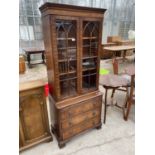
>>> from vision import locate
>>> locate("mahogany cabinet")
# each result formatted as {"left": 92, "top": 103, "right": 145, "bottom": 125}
{"left": 19, "top": 87, "right": 52, "bottom": 151}
{"left": 40, "top": 3, "right": 106, "bottom": 148}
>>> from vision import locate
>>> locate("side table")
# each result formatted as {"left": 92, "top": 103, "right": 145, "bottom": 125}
{"left": 23, "top": 48, "right": 45, "bottom": 68}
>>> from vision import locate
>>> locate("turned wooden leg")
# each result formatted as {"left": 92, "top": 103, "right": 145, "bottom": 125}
{"left": 124, "top": 99, "right": 132, "bottom": 121}
{"left": 111, "top": 88, "right": 115, "bottom": 98}
{"left": 96, "top": 124, "right": 102, "bottom": 129}
{"left": 27, "top": 53, "right": 31, "bottom": 68}
{"left": 42, "top": 52, "right": 45, "bottom": 64}
{"left": 104, "top": 88, "right": 108, "bottom": 124}
{"left": 58, "top": 142, "right": 66, "bottom": 148}
{"left": 124, "top": 76, "right": 134, "bottom": 120}
{"left": 125, "top": 87, "right": 129, "bottom": 108}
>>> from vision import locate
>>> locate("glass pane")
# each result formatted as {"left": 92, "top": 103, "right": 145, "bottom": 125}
{"left": 60, "top": 79, "right": 77, "bottom": 98}
{"left": 82, "top": 74, "right": 96, "bottom": 91}
{"left": 56, "top": 19, "right": 77, "bottom": 98}
{"left": 82, "top": 21, "right": 99, "bottom": 92}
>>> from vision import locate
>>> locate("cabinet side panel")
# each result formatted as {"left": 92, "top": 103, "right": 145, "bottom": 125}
{"left": 96, "top": 19, "right": 103, "bottom": 88}
{"left": 42, "top": 15, "right": 56, "bottom": 98}
{"left": 48, "top": 95, "right": 60, "bottom": 135}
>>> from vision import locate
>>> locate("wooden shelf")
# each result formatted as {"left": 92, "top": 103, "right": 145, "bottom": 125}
{"left": 60, "top": 77, "right": 77, "bottom": 82}
{"left": 58, "top": 46, "right": 76, "bottom": 50}
{"left": 82, "top": 73, "right": 96, "bottom": 77}
{"left": 59, "top": 70, "right": 76, "bottom": 76}
{"left": 60, "top": 89, "right": 77, "bottom": 99}
{"left": 58, "top": 59, "right": 77, "bottom": 62}
{"left": 83, "top": 37, "right": 97, "bottom": 40}
{"left": 83, "top": 45, "right": 97, "bottom": 48}
{"left": 82, "top": 87, "right": 96, "bottom": 92}
{"left": 57, "top": 37, "right": 76, "bottom": 41}
{"left": 82, "top": 56, "right": 97, "bottom": 59}
{"left": 82, "top": 67, "right": 96, "bottom": 71}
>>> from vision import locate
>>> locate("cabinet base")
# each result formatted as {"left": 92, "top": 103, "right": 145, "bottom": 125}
{"left": 19, "top": 135, "right": 53, "bottom": 152}
{"left": 96, "top": 124, "right": 102, "bottom": 129}
{"left": 58, "top": 142, "right": 66, "bottom": 148}
{"left": 52, "top": 123, "right": 102, "bottom": 148}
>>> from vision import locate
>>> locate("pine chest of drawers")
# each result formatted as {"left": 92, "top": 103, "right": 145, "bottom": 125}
{"left": 49, "top": 91, "right": 102, "bottom": 148}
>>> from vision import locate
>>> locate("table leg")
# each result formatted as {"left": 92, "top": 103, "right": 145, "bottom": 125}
{"left": 123, "top": 50, "right": 127, "bottom": 62}
{"left": 124, "top": 76, "right": 134, "bottom": 120}
{"left": 27, "top": 53, "right": 31, "bottom": 68}
{"left": 42, "top": 52, "right": 45, "bottom": 64}
{"left": 114, "top": 51, "right": 117, "bottom": 60}
{"left": 104, "top": 88, "right": 108, "bottom": 124}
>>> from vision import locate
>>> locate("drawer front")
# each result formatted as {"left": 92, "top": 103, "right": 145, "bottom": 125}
{"left": 61, "top": 108, "right": 100, "bottom": 130}
{"left": 62, "top": 117, "right": 100, "bottom": 140}
{"left": 60, "top": 97, "right": 101, "bottom": 120}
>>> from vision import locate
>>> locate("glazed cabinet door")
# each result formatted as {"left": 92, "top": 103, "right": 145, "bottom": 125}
{"left": 19, "top": 87, "right": 50, "bottom": 146}
{"left": 51, "top": 16, "right": 80, "bottom": 100}
{"left": 81, "top": 18, "right": 102, "bottom": 93}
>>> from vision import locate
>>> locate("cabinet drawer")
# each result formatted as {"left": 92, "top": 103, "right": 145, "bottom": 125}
{"left": 61, "top": 108, "right": 100, "bottom": 130}
{"left": 60, "top": 97, "right": 101, "bottom": 120}
{"left": 62, "top": 117, "right": 100, "bottom": 140}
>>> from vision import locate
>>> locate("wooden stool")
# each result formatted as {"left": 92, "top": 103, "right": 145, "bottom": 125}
{"left": 100, "top": 74, "right": 129, "bottom": 123}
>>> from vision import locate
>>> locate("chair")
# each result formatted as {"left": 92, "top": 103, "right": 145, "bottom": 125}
{"left": 111, "top": 59, "right": 131, "bottom": 101}
{"left": 123, "top": 74, "right": 135, "bottom": 120}
{"left": 100, "top": 74, "right": 129, "bottom": 123}
{"left": 111, "top": 59, "right": 135, "bottom": 120}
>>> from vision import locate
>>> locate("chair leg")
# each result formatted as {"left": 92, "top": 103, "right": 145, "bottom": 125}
{"left": 104, "top": 88, "right": 108, "bottom": 124}
{"left": 124, "top": 99, "right": 132, "bottom": 121}
{"left": 125, "top": 87, "right": 129, "bottom": 108}
{"left": 124, "top": 76, "right": 134, "bottom": 120}
{"left": 111, "top": 88, "right": 115, "bottom": 98}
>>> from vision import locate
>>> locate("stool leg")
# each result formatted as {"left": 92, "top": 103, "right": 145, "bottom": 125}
{"left": 42, "top": 52, "right": 45, "bottom": 64}
{"left": 27, "top": 54, "right": 31, "bottom": 68}
{"left": 111, "top": 88, "right": 115, "bottom": 98}
{"left": 124, "top": 99, "right": 132, "bottom": 121}
{"left": 104, "top": 88, "right": 108, "bottom": 124}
